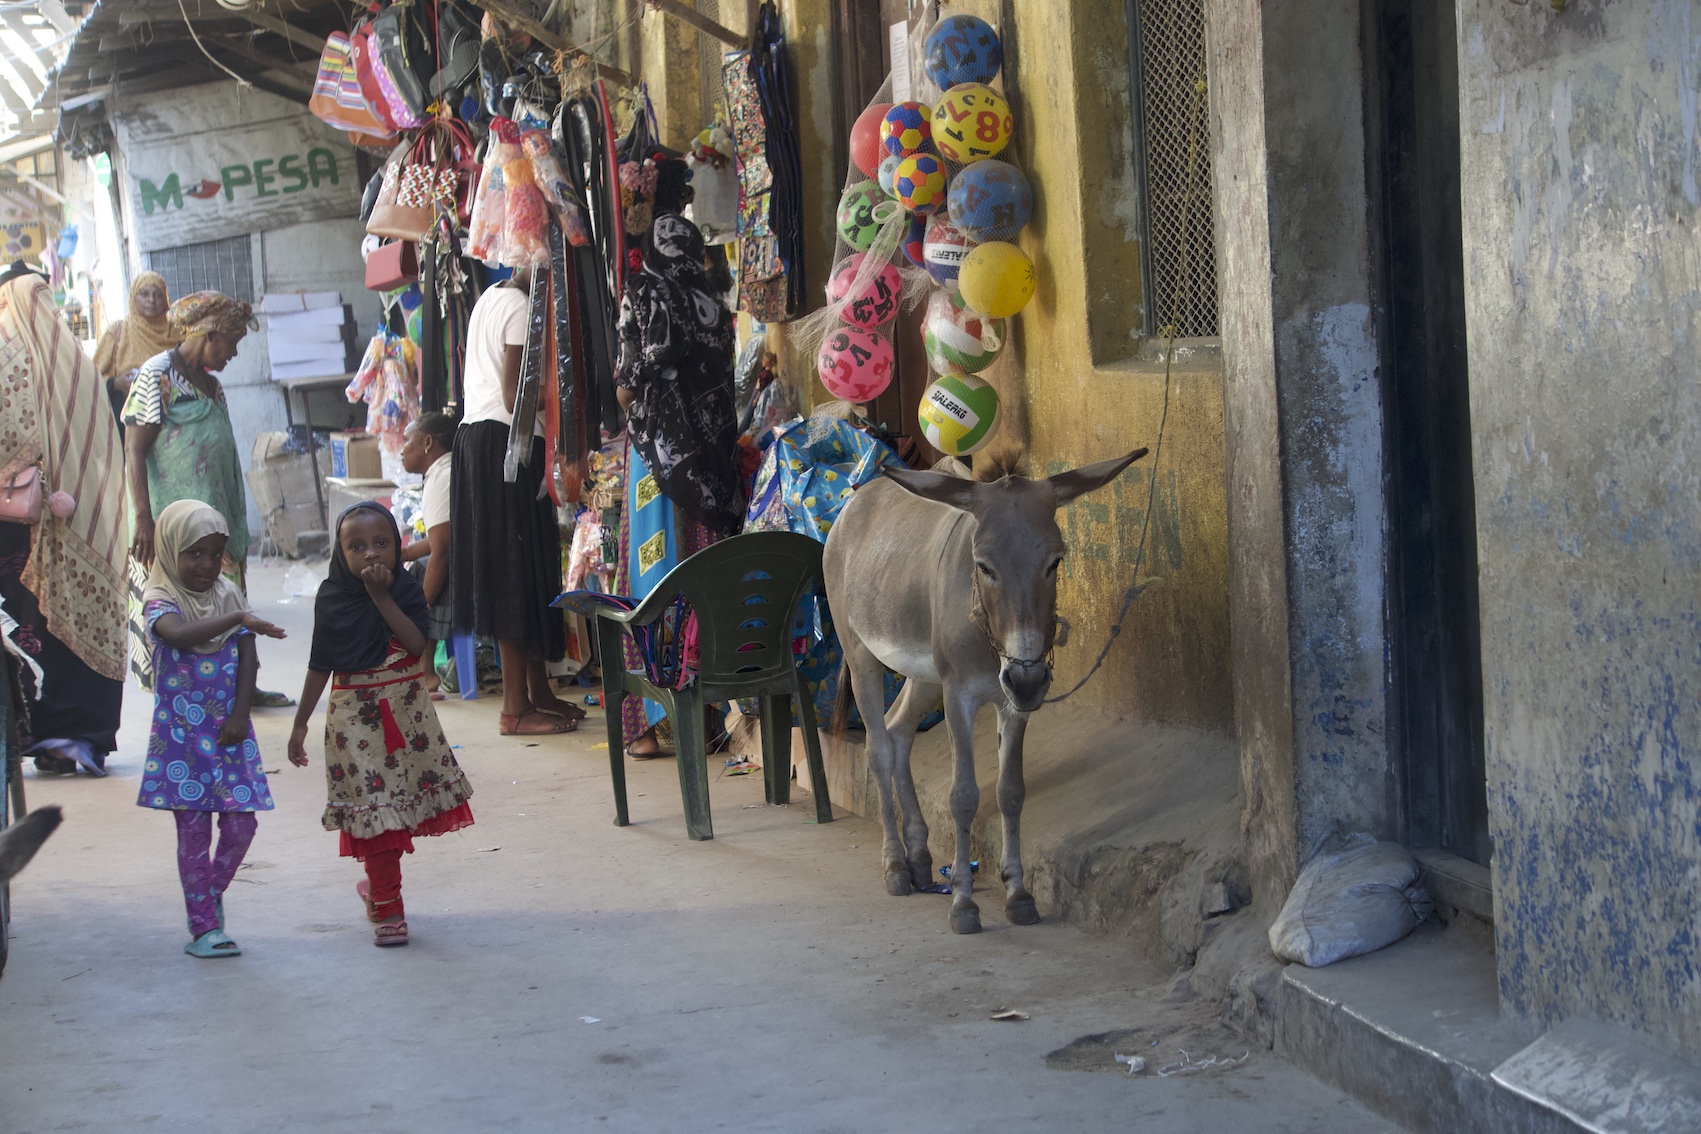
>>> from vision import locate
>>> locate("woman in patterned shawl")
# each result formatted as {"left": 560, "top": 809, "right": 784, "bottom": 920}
{"left": 0, "top": 272, "right": 128, "bottom": 774}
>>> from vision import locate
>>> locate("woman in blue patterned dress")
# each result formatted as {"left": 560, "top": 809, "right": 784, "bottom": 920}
{"left": 136, "top": 499, "right": 287, "bottom": 959}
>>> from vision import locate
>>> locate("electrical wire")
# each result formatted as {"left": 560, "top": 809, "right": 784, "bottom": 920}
{"left": 176, "top": 0, "right": 253, "bottom": 88}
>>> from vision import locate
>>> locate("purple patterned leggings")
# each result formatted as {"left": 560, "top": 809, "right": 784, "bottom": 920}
{"left": 174, "top": 811, "right": 258, "bottom": 937}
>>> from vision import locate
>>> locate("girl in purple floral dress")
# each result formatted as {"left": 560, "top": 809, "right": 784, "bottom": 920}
{"left": 137, "top": 500, "right": 286, "bottom": 959}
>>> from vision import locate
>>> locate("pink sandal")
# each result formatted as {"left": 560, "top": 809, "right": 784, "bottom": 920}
{"left": 355, "top": 880, "right": 381, "bottom": 923}
{"left": 373, "top": 919, "right": 409, "bottom": 947}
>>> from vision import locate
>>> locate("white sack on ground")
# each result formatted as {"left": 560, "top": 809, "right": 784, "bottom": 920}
{"left": 1269, "top": 833, "right": 1434, "bottom": 967}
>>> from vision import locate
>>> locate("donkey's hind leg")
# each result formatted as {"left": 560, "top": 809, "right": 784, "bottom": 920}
{"left": 996, "top": 704, "right": 1039, "bottom": 925}
{"left": 843, "top": 639, "right": 914, "bottom": 897}
{"left": 886, "top": 678, "right": 942, "bottom": 890}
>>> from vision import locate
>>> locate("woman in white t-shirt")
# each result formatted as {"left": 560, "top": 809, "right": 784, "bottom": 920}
{"left": 447, "top": 271, "right": 582, "bottom": 735}
{"left": 400, "top": 411, "right": 457, "bottom": 695}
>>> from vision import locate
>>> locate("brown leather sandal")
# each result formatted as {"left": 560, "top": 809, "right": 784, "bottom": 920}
{"left": 499, "top": 711, "right": 575, "bottom": 736}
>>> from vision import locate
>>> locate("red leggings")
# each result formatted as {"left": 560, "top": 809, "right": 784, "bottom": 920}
{"left": 362, "top": 848, "right": 405, "bottom": 921}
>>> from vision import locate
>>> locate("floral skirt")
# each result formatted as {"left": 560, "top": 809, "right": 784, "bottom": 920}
{"left": 321, "top": 652, "right": 473, "bottom": 849}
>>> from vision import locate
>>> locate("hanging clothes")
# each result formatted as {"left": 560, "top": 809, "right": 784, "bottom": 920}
{"left": 615, "top": 213, "right": 743, "bottom": 535}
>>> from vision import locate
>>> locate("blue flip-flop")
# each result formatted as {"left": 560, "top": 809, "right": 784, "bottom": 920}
{"left": 184, "top": 929, "right": 240, "bottom": 959}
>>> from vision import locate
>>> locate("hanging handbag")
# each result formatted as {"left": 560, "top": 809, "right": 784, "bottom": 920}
{"left": 309, "top": 33, "right": 363, "bottom": 132}
{"left": 0, "top": 461, "right": 43, "bottom": 526}
{"left": 365, "top": 240, "right": 420, "bottom": 291}
{"left": 366, "top": 120, "right": 480, "bottom": 240}
{"left": 371, "top": 2, "right": 430, "bottom": 128}
{"left": 349, "top": 18, "right": 399, "bottom": 134}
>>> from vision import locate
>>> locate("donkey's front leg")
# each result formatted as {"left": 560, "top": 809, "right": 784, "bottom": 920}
{"left": 996, "top": 704, "right": 1039, "bottom": 925}
{"left": 943, "top": 687, "right": 982, "bottom": 934}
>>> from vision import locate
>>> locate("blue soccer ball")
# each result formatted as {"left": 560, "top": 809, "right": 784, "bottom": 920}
{"left": 947, "top": 159, "right": 1032, "bottom": 244}
{"left": 923, "top": 15, "right": 1004, "bottom": 89}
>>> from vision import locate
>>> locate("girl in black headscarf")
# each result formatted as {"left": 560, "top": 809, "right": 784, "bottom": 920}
{"left": 286, "top": 503, "right": 474, "bottom": 948}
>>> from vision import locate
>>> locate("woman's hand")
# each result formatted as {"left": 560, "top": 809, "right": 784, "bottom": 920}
{"left": 131, "top": 515, "right": 155, "bottom": 567}
{"left": 242, "top": 613, "right": 288, "bottom": 639}
{"left": 217, "top": 713, "right": 249, "bottom": 749}
{"left": 360, "top": 563, "right": 394, "bottom": 596}
{"left": 287, "top": 723, "right": 311, "bottom": 767}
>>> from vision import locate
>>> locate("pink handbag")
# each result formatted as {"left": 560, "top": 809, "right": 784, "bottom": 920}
{"left": 0, "top": 462, "right": 42, "bottom": 525}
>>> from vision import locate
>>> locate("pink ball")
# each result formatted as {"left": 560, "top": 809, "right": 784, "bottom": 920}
{"left": 47, "top": 490, "right": 75, "bottom": 519}
{"left": 825, "top": 252, "right": 902, "bottom": 329}
{"left": 816, "top": 327, "right": 894, "bottom": 403}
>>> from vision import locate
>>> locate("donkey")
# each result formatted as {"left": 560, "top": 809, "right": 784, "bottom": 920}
{"left": 822, "top": 448, "right": 1147, "bottom": 933}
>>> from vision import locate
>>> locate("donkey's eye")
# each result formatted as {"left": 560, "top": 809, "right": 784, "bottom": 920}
{"left": 975, "top": 561, "right": 996, "bottom": 580}
{"left": 1046, "top": 557, "right": 1062, "bottom": 576}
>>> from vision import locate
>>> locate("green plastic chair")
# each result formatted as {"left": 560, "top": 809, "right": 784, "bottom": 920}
{"left": 556, "top": 531, "right": 833, "bottom": 841}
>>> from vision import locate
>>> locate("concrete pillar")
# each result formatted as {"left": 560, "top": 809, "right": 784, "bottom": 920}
{"left": 1207, "top": 0, "right": 1395, "bottom": 907}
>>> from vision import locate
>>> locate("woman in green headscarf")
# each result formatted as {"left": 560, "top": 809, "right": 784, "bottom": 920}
{"left": 121, "top": 292, "right": 291, "bottom": 705}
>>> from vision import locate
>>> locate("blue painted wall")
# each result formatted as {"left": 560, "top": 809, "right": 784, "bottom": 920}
{"left": 1457, "top": 0, "right": 1701, "bottom": 1054}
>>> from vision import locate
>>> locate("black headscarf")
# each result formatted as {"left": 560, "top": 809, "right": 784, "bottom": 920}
{"left": 308, "top": 502, "right": 430, "bottom": 674}
{"left": 615, "top": 212, "right": 743, "bottom": 533}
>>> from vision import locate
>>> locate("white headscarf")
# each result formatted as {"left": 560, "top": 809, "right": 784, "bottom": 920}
{"left": 141, "top": 499, "right": 249, "bottom": 653}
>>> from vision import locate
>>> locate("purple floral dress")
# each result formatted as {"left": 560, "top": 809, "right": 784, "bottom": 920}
{"left": 136, "top": 599, "right": 273, "bottom": 813}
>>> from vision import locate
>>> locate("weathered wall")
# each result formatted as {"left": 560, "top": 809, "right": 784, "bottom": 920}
{"left": 1206, "top": 0, "right": 1294, "bottom": 908}
{"left": 998, "top": 0, "right": 1233, "bottom": 729}
{"left": 108, "top": 81, "right": 375, "bottom": 537}
{"left": 1457, "top": 0, "right": 1701, "bottom": 1055}
{"left": 1207, "top": 0, "right": 1395, "bottom": 905}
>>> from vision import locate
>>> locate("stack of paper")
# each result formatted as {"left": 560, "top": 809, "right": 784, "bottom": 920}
{"left": 262, "top": 292, "right": 357, "bottom": 381}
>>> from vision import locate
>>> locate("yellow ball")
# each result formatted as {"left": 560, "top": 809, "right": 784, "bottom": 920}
{"left": 958, "top": 241, "right": 1035, "bottom": 319}
{"left": 932, "top": 83, "right": 1013, "bottom": 164}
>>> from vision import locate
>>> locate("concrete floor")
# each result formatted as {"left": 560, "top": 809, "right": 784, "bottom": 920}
{"left": 0, "top": 562, "right": 1396, "bottom": 1134}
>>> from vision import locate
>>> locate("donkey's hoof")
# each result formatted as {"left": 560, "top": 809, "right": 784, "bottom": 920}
{"left": 886, "top": 870, "right": 915, "bottom": 897}
{"left": 949, "top": 903, "right": 982, "bottom": 934}
{"left": 1006, "top": 892, "right": 1041, "bottom": 925}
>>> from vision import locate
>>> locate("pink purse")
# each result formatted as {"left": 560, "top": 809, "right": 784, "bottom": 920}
{"left": 0, "top": 462, "right": 42, "bottom": 525}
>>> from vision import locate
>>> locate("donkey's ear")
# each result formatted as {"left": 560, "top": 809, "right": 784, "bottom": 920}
{"left": 1047, "top": 448, "right": 1149, "bottom": 507}
{"left": 881, "top": 467, "right": 981, "bottom": 512}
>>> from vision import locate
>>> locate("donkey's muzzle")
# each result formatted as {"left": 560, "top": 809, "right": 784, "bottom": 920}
{"left": 1000, "top": 659, "right": 1052, "bottom": 712}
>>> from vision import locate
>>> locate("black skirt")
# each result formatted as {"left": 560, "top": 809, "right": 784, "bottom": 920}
{"left": 0, "top": 523, "right": 123, "bottom": 753}
{"left": 449, "top": 419, "right": 566, "bottom": 661}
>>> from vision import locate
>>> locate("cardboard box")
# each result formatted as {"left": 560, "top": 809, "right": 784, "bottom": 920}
{"left": 247, "top": 432, "right": 330, "bottom": 558}
{"left": 328, "top": 432, "right": 382, "bottom": 479}
{"left": 324, "top": 476, "right": 395, "bottom": 520}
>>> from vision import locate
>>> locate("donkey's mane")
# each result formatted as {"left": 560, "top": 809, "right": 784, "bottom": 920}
{"left": 929, "top": 439, "right": 1029, "bottom": 483}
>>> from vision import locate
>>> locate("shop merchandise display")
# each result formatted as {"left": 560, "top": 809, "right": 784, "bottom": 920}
{"left": 801, "top": 13, "right": 1031, "bottom": 460}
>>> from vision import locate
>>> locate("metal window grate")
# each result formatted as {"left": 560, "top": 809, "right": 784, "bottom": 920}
{"left": 1131, "top": 0, "right": 1218, "bottom": 337}
{"left": 147, "top": 235, "right": 254, "bottom": 304}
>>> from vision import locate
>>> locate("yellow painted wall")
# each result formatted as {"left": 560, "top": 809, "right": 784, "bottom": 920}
{"left": 997, "top": 0, "right": 1230, "bottom": 728}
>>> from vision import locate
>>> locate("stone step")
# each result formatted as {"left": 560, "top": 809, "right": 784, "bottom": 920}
{"left": 1276, "top": 921, "right": 1701, "bottom": 1133}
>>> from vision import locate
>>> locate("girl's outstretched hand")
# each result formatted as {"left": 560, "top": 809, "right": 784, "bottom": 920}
{"left": 243, "top": 612, "right": 288, "bottom": 639}
{"left": 287, "top": 723, "right": 311, "bottom": 767}
{"left": 360, "top": 563, "right": 393, "bottom": 596}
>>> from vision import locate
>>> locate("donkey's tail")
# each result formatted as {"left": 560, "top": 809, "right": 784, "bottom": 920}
{"left": 830, "top": 659, "right": 855, "bottom": 736}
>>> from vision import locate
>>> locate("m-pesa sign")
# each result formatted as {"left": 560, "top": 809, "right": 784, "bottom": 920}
{"left": 115, "top": 84, "right": 362, "bottom": 252}
{"left": 138, "top": 149, "right": 344, "bottom": 215}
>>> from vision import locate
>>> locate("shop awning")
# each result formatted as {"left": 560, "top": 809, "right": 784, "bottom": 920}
{"left": 7, "top": 0, "right": 347, "bottom": 147}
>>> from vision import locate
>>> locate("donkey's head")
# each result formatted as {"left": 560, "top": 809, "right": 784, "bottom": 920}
{"left": 882, "top": 448, "right": 1148, "bottom": 711}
